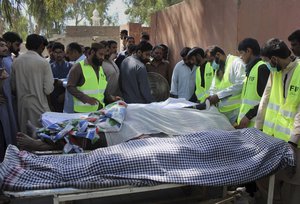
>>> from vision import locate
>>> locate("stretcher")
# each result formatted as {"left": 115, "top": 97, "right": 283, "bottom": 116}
{"left": 3, "top": 175, "right": 275, "bottom": 204}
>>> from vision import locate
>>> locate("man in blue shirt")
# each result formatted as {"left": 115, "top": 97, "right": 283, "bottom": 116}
{"left": 50, "top": 42, "right": 72, "bottom": 112}
{"left": 170, "top": 47, "right": 197, "bottom": 101}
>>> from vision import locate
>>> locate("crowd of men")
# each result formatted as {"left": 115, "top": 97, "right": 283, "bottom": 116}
{"left": 1, "top": 28, "right": 300, "bottom": 203}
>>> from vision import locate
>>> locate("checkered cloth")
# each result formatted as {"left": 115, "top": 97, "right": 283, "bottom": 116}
{"left": 0, "top": 128, "right": 295, "bottom": 191}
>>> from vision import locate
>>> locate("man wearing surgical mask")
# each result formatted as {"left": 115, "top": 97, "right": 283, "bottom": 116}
{"left": 207, "top": 46, "right": 246, "bottom": 125}
{"left": 255, "top": 39, "right": 300, "bottom": 204}
{"left": 236, "top": 38, "right": 270, "bottom": 129}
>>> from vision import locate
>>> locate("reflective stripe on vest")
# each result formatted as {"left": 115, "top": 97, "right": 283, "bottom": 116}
{"left": 263, "top": 63, "right": 300, "bottom": 148}
{"left": 195, "top": 62, "right": 214, "bottom": 103}
{"left": 73, "top": 61, "right": 107, "bottom": 113}
{"left": 237, "top": 60, "right": 265, "bottom": 127}
{"left": 216, "top": 55, "right": 242, "bottom": 113}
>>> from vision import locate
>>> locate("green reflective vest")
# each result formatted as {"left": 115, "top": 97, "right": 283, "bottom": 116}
{"left": 195, "top": 62, "right": 214, "bottom": 103}
{"left": 215, "top": 55, "right": 241, "bottom": 113}
{"left": 263, "top": 63, "right": 300, "bottom": 148}
{"left": 73, "top": 61, "right": 107, "bottom": 113}
{"left": 237, "top": 60, "right": 265, "bottom": 127}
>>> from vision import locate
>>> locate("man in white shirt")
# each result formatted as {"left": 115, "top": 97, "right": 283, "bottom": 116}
{"left": 170, "top": 47, "right": 198, "bottom": 101}
{"left": 207, "top": 46, "right": 245, "bottom": 124}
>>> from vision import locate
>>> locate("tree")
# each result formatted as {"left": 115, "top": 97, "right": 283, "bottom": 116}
{"left": 5, "top": 11, "right": 29, "bottom": 40}
{"left": 65, "top": 0, "right": 116, "bottom": 26}
{"left": 124, "top": 0, "right": 183, "bottom": 25}
{"left": 0, "top": 0, "right": 22, "bottom": 26}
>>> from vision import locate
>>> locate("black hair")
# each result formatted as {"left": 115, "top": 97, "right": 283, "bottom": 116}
{"left": 99, "top": 40, "right": 108, "bottom": 47}
{"left": 288, "top": 30, "right": 300, "bottom": 42}
{"left": 261, "top": 38, "right": 291, "bottom": 58}
{"left": 52, "top": 42, "right": 65, "bottom": 52}
{"left": 159, "top": 44, "right": 168, "bottom": 51}
{"left": 2, "top": 32, "right": 23, "bottom": 43}
{"left": 210, "top": 46, "right": 225, "bottom": 56}
{"left": 40, "top": 36, "right": 48, "bottom": 46}
{"left": 84, "top": 46, "right": 90, "bottom": 52}
{"left": 180, "top": 47, "right": 191, "bottom": 58}
{"left": 187, "top": 47, "right": 205, "bottom": 58}
{"left": 107, "top": 40, "right": 117, "bottom": 48}
{"left": 47, "top": 41, "right": 55, "bottom": 49}
{"left": 126, "top": 36, "right": 135, "bottom": 41}
{"left": 89, "top": 43, "right": 105, "bottom": 54}
{"left": 0, "top": 37, "right": 5, "bottom": 42}
{"left": 152, "top": 45, "right": 164, "bottom": 52}
{"left": 238, "top": 38, "right": 260, "bottom": 56}
{"left": 128, "top": 44, "right": 137, "bottom": 53}
{"left": 136, "top": 41, "right": 153, "bottom": 52}
{"left": 120, "top": 30, "right": 128, "bottom": 35}
{"left": 141, "top": 33, "right": 150, "bottom": 41}
{"left": 25, "top": 34, "right": 43, "bottom": 51}
{"left": 67, "top": 42, "right": 82, "bottom": 53}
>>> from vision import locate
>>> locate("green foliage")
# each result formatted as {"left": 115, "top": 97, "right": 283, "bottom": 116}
{"left": 1, "top": 0, "right": 116, "bottom": 37}
{"left": 124, "top": 0, "right": 183, "bottom": 25}
{"left": 5, "top": 14, "right": 28, "bottom": 40}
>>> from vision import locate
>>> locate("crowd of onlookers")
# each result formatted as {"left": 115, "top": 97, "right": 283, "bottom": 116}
{"left": 1, "top": 28, "right": 300, "bottom": 203}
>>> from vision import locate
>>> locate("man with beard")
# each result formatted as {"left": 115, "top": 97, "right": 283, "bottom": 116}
{"left": 207, "top": 46, "right": 245, "bottom": 125}
{"left": 119, "top": 41, "right": 154, "bottom": 103}
{"left": 255, "top": 38, "right": 300, "bottom": 204}
{"left": 68, "top": 43, "right": 119, "bottom": 112}
{"left": 187, "top": 47, "right": 214, "bottom": 103}
{"left": 2, "top": 32, "right": 23, "bottom": 123}
{"left": 170, "top": 47, "right": 197, "bottom": 101}
{"left": 146, "top": 45, "right": 171, "bottom": 84}
{"left": 0, "top": 37, "right": 17, "bottom": 161}
{"left": 102, "top": 40, "right": 121, "bottom": 97}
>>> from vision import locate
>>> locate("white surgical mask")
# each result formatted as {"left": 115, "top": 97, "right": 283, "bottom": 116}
{"left": 211, "top": 60, "right": 219, "bottom": 70}
{"left": 266, "top": 62, "right": 278, "bottom": 72}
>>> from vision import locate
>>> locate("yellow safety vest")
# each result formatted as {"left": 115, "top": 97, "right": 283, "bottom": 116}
{"left": 195, "top": 62, "right": 214, "bottom": 103}
{"left": 216, "top": 55, "right": 241, "bottom": 113}
{"left": 73, "top": 61, "right": 107, "bottom": 113}
{"left": 237, "top": 60, "right": 265, "bottom": 127}
{"left": 263, "top": 63, "right": 300, "bottom": 148}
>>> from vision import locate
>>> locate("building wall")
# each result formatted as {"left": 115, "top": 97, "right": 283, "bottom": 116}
{"left": 65, "top": 26, "right": 120, "bottom": 47}
{"left": 151, "top": 0, "right": 300, "bottom": 70}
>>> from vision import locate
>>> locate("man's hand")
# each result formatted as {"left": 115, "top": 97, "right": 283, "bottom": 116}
{"left": 112, "top": 96, "right": 123, "bottom": 101}
{"left": 86, "top": 97, "right": 99, "bottom": 105}
{"left": 0, "top": 69, "right": 9, "bottom": 80}
{"left": 0, "top": 95, "right": 6, "bottom": 105}
{"left": 236, "top": 116, "right": 250, "bottom": 129}
{"left": 207, "top": 94, "right": 220, "bottom": 105}
{"left": 54, "top": 79, "right": 63, "bottom": 87}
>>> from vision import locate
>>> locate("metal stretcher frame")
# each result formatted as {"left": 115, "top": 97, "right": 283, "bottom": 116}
{"left": 3, "top": 175, "right": 276, "bottom": 204}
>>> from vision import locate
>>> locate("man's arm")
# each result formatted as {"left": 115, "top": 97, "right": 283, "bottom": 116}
{"left": 43, "top": 62, "right": 54, "bottom": 95}
{"left": 10, "top": 62, "right": 16, "bottom": 95}
{"left": 216, "top": 59, "right": 245, "bottom": 99}
{"left": 67, "top": 63, "right": 97, "bottom": 105}
{"left": 244, "top": 64, "right": 270, "bottom": 120}
{"left": 291, "top": 109, "right": 300, "bottom": 146}
{"left": 255, "top": 75, "right": 272, "bottom": 130}
{"left": 137, "top": 66, "right": 154, "bottom": 103}
{"left": 170, "top": 64, "right": 179, "bottom": 98}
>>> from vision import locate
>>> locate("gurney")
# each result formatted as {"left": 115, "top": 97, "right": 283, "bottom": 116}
{"left": 1, "top": 128, "right": 294, "bottom": 204}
